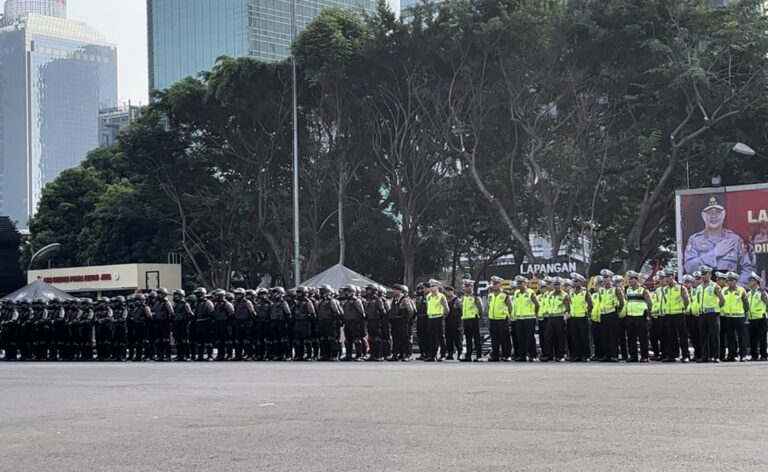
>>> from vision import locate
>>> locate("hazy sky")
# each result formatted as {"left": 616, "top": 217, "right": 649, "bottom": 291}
{"left": 67, "top": 0, "right": 149, "bottom": 105}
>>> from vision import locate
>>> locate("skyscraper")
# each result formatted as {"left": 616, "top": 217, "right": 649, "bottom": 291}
{"left": 0, "top": 0, "right": 117, "bottom": 228}
{"left": 147, "top": 0, "right": 399, "bottom": 92}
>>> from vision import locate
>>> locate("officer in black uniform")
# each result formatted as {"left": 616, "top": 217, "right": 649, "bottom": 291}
{"left": 308, "top": 287, "right": 321, "bottom": 360}
{"left": 413, "top": 283, "right": 428, "bottom": 360}
{"left": 171, "top": 290, "right": 193, "bottom": 361}
{"left": 129, "top": 294, "right": 152, "bottom": 361}
{"left": 340, "top": 284, "right": 366, "bottom": 361}
{"left": 231, "top": 288, "right": 255, "bottom": 361}
{"left": 64, "top": 299, "right": 81, "bottom": 361}
{"left": 252, "top": 289, "right": 271, "bottom": 361}
{"left": 32, "top": 299, "right": 52, "bottom": 360}
{"left": 290, "top": 287, "right": 316, "bottom": 361}
{"left": 188, "top": 292, "right": 198, "bottom": 361}
{"left": 363, "top": 284, "right": 386, "bottom": 361}
{"left": 17, "top": 299, "right": 33, "bottom": 360}
{"left": 211, "top": 289, "right": 234, "bottom": 361}
{"left": 93, "top": 297, "right": 113, "bottom": 361}
{"left": 50, "top": 298, "right": 67, "bottom": 360}
{"left": 193, "top": 288, "right": 214, "bottom": 361}
{"left": 111, "top": 296, "right": 128, "bottom": 361}
{"left": 145, "top": 292, "right": 157, "bottom": 360}
{"left": 78, "top": 299, "right": 95, "bottom": 361}
{"left": 315, "top": 285, "right": 341, "bottom": 361}
{"left": 152, "top": 289, "right": 173, "bottom": 361}
{"left": 265, "top": 288, "right": 288, "bottom": 360}
{"left": 1, "top": 300, "right": 20, "bottom": 361}
{"left": 444, "top": 286, "right": 463, "bottom": 360}
{"left": 388, "top": 284, "right": 415, "bottom": 361}
{"left": 244, "top": 289, "right": 258, "bottom": 359}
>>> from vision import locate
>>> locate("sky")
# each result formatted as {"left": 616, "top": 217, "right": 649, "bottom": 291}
{"left": 67, "top": 0, "right": 149, "bottom": 106}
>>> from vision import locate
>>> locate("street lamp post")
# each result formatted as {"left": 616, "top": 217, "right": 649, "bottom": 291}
{"left": 291, "top": 0, "right": 301, "bottom": 287}
{"left": 733, "top": 142, "right": 768, "bottom": 161}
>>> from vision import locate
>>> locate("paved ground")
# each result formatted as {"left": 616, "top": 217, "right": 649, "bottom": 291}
{"left": 1, "top": 362, "right": 767, "bottom": 471}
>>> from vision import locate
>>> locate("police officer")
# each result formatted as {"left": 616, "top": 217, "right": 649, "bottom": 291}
{"left": 460, "top": 280, "right": 484, "bottom": 362}
{"left": 747, "top": 272, "right": 768, "bottom": 361}
{"left": 542, "top": 278, "right": 569, "bottom": 362}
{"left": 78, "top": 299, "right": 95, "bottom": 361}
{"left": 424, "top": 280, "right": 449, "bottom": 362}
{"left": 377, "top": 286, "right": 392, "bottom": 360}
{"left": 598, "top": 270, "right": 624, "bottom": 362}
{"left": 660, "top": 270, "right": 690, "bottom": 362}
{"left": 624, "top": 271, "right": 652, "bottom": 362}
{"left": 538, "top": 279, "right": 551, "bottom": 360}
{"left": 1, "top": 300, "right": 19, "bottom": 361}
{"left": 111, "top": 296, "right": 128, "bottom": 361}
{"left": 487, "top": 276, "right": 513, "bottom": 362}
{"left": 308, "top": 287, "right": 321, "bottom": 360}
{"left": 413, "top": 283, "right": 428, "bottom": 360}
{"left": 589, "top": 276, "right": 603, "bottom": 361}
{"left": 48, "top": 298, "right": 66, "bottom": 361}
{"left": 291, "top": 287, "right": 315, "bottom": 361}
{"left": 512, "top": 277, "right": 537, "bottom": 362}
{"left": 93, "top": 297, "right": 113, "bottom": 361}
{"left": 64, "top": 299, "right": 80, "bottom": 361}
{"left": 567, "top": 274, "right": 592, "bottom": 362}
{"left": 695, "top": 266, "right": 725, "bottom": 363}
{"left": 230, "top": 288, "right": 255, "bottom": 361}
{"left": 130, "top": 294, "right": 152, "bottom": 361}
{"left": 341, "top": 284, "right": 365, "bottom": 361}
{"left": 721, "top": 271, "right": 748, "bottom": 362}
{"left": 267, "top": 287, "right": 291, "bottom": 361}
{"left": 363, "top": 284, "right": 387, "bottom": 361}
{"left": 315, "top": 285, "right": 342, "bottom": 361}
{"left": 211, "top": 289, "right": 234, "bottom": 361}
{"left": 193, "top": 288, "right": 214, "bottom": 361}
{"left": 169, "top": 290, "right": 191, "bottom": 361}
{"left": 252, "top": 289, "right": 271, "bottom": 361}
{"left": 388, "top": 284, "right": 415, "bottom": 361}
{"left": 151, "top": 289, "right": 173, "bottom": 361}
{"left": 444, "top": 286, "right": 463, "bottom": 361}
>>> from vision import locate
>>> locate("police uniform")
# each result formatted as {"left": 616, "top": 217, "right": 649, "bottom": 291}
{"left": 513, "top": 280, "right": 538, "bottom": 362}
{"left": 660, "top": 276, "right": 689, "bottom": 362}
{"left": 341, "top": 290, "right": 365, "bottom": 361}
{"left": 253, "top": 293, "right": 272, "bottom": 360}
{"left": 567, "top": 280, "right": 591, "bottom": 362}
{"left": 747, "top": 273, "right": 768, "bottom": 360}
{"left": 721, "top": 273, "right": 748, "bottom": 361}
{"left": 460, "top": 285, "right": 483, "bottom": 362}
{"left": 590, "top": 284, "right": 602, "bottom": 361}
{"left": 111, "top": 300, "right": 128, "bottom": 361}
{"left": 444, "top": 293, "right": 463, "bottom": 360}
{"left": 364, "top": 293, "right": 387, "bottom": 361}
{"left": 487, "top": 278, "right": 512, "bottom": 361}
{"left": 542, "top": 282, "right": 568, "bottom": 362}
{"left": 414, "top": 285, "right": 428, "bottom": 360}
{"left": 292, "top": 291, "right": 314, "bottom": 361}
{"left": 425, "top": 285, "right": 447, "bottom": 361}
{"left": 684, "top": 275, "right": 701, "bottom": 361}
{"left": 696, "top": 267, "right": 723, "bottom": 362}
{"left": 598, "top": 271, "right": 623, "bottom": 362}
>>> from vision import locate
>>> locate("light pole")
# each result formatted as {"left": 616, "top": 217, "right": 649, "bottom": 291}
{"left": 733, "top": 142, "right": 768, "bottom": 160}
{"left": 291, "top": 0, "right": 301, "bottom": 287}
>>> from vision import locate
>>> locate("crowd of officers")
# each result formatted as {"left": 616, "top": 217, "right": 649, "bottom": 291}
{"left": 0, "top": 264, "right": 766, "bottom": 363}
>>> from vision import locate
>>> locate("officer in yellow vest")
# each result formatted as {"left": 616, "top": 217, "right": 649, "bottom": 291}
{"left": 513, "top": 276, "right": 539, "bottom": 362}
{"left": 542, "top": 277, "right": 570, "bottom": 362}
{"left": 721, "top": 272, "right": 748, "bottom": 362}
{"left": 659, "top": 269, "right": 690, "bottom": 362}
{"left": 537, "top": 279, "right": 551, "bottom": 361}
{"left": 683, "top": 274, "right": 700, "bottom": 360}
{"left": 624, "top": 271, "right": 652, "bottom": 362}
{"left": 487, "top": 276, "right": 513, "bottom": 362}
{"left": 590, "top": 276, "right": 603, "bottom": 361}
{"left": 598, "top": 270, "right": 624, "bottom": 362}
{"left": 696, "top": 266, "right": 725, "bottom": 363}
{"left": 424, "top": 280, "right": 449, "bottom": 362}
{"left": 460, "top": 280, "right": 485, "bottom": 362}
{"left": 747, "top": 272, "right": 768, "bottom": 361}
{"left": 715, "top": 271, "right": 729, "bottom": 360}
{"left": 649, "top": 275, "right": 664, "bottom": 361}
{"left": 567, "top": 273, "right": 593, "bottom": 362}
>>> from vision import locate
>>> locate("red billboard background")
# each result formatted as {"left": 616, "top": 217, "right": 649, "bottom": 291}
{"left": 677, "top": 184, "right": 768, "bottom": 285}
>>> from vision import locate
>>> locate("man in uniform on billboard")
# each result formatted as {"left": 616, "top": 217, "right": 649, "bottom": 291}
{"left": 684, "top": 194, "right": 753, "bottom": 284}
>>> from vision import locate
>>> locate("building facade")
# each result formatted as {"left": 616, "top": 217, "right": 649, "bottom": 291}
{"left": 99, "top": 104, "right": 141, "bottom": 148}
{"left": 0, "top": 0, "right": 117, "bottom": 228}
{"left": 147, "top": 0, "right": 397, "bottom": 92}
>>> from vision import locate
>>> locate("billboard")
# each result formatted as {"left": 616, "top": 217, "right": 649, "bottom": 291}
{"left": 676, "top": 183, "right": 768, "bottom": 285}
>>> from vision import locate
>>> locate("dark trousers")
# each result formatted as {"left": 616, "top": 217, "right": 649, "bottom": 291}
{"left": 367, "top": 319, "right": 384, "bottom": 360}
{"left": 539, "top": 317, "right": 549, "bottom": 359}
{"left": 686, "top": 315, "right": 700, "bottom": 360}
{"left": 390, "top": 318, "right": 410, "bottom": 359}
{"left": 426, "top": 317, "right": 445, "bottom": 360}
{"left": 543, "top": 316, "right": 566, "bottom": 360}
{"left": 129, "top": 322, "right": 147, "bottom": 361}
{"left": 489, "top": 319, "right": 511, "bottom": 360}
{"left": 233, "top": 320, "right": 252, "bottom": 360}
{"left": 567, "top": 317, "right": 589, "bottom": 360}
{"left": 699, "top": 313, "right": 720, "bottom": 361}
{"left": 749, "top": 318, "right": 767, "bottom": 360}
{"left": 515, "top": 318, "right": 537, "bottom": 360}
{"left": 154, "top": 319, "right": 171, "bottom": 360}
{"left": 600, "top": 312, "right": 619, "bottom": 359}
{"left": 509, "top": 320, "right": 519, "bottom": 358}
{"left": 722, "top": 316, "right": 747, "bottom": 359}
{"left": 445, "top": 315, "right": 462, "bottom": 357}
{"left": 112, "top": 323, "right": 127, "bottom": 360}
{"left": 591, "top": 321, "right": 602, "bottom": 359}
{"left": 195, "top": 320, "right": 213, "bottom": 359}
{"left": 618, "top": 317, "right": 628, "bottom": 360}
{"left": 416, "top": 315, "right": 428, "bottom": 358}
{"left": 650, "top": 317, "right": 664, "bottom": 359}
{"left": 462, "top": 318, "right": 482, "bottom": 359}
{"left": 664, "top": 315, "right": 689, "bottom": 360}
{"left": 625, "top": 316, "right": 649, "bottom": 360}
{"left": 213, "top": 319, "right": 230, "bottom": 360}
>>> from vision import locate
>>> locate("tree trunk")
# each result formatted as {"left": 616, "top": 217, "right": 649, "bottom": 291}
{"left": 401, "top": 231, "right": 416, "bottom": 289}
{"left": 337, "top": 169, "right": 347, "bottom": 266}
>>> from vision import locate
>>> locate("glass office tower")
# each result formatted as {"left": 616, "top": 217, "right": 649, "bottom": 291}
{"left": 0, "top": 1, "right": 117, "bottom": 228}
{"left": 147, "top": 0, "right": 386, "bottom": 92}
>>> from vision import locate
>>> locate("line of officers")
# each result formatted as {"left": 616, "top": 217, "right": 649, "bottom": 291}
{"left": 1, "top": 264, "right": 766, "bottom": 363}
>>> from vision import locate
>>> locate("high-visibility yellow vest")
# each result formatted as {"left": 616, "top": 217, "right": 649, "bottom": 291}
{"left": 601, "top": 288, "right": 619, "bottom": 314}
{"left": 569, "top": 289, "right": 589, "bottom": 318}
{"left": 548, "top": 292, "right": 567, "bottom": 317}
{"left": 650, "top": 290, "right": 660, "bottom": 317}
{"left": 722, "top": 287, "right": 746, "bottom": 317}
{"left": 590, "top": 292, "right": 601, "bottom": 322}
{"left": 461, "top": 296, "right": 479, "bottom": 320}
{"left": 426, "top": 293, "right": 446, "bottom": 318}
{"left": 538, "top": 292, "right": 550, "bottom": 320}
{"left": 488, "top": 292, "right": 510, "bottom": 320}
{"left": 508, "top": 291, "right": 517, "bottom": 321}
{"left": 625, "top": 286, "right": 646, "bottom": 317}
{"left": 698, "top": 282, "right": 721, "bottom": 314}
{"left": 662, "top": 285, "right": 685, "bottom": 315}
{"left": 749, "top": 289, "right": 767, "bottom": 320}
{"left": 514, "top": 289, "right": 537, "bottom": 319}
{"left": 688, "top": 286, "right": 699, "bottom": 316}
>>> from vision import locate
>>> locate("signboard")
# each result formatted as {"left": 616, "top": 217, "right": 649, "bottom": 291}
{"left": 28, "top": 263, "right": 181, "bottom": 292}
{"left": 676, "top": 183, "right": 768, "bottom": 284}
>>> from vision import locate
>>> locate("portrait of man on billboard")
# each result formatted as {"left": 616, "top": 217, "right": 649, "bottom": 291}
{"left": 683, "top": 194, "right": 753, "bottom": 283}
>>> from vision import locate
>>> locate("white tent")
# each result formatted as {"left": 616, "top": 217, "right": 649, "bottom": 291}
{"left": 301, "top": 264, "right": 385, "bottom": 290}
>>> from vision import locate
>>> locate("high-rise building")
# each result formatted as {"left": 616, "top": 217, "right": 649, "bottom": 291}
{"left": 147, "top": 0, "right": 399, "bottom": 92}
{"left": 99, "top": 104, "right": 141, "bottom": 148}
{"left": 0, "top": 0, "right": 117, "bottom": 228}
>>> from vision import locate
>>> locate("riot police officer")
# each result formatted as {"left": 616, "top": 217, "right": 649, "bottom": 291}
{"left": 364, "top": 284, "right": 386, "bottom": 361}
{"left": 17, "top": 299, "right": 33, "bottom": 360}
{"left": 232, "top": 288, "right": 256, "bottom": 361}
{"left": 212, "top": 289, "right": 234, "bottom": 361}
{"left": 413, "top": 283, "right": 428, "bottom": 360}
{"left": 341, "top": 285, "right": 365, "bottom": 361}
{"left": 111, "top": 296, "right": 128, "bottom": 361}
{"left": 93, "top": 297, "right": 113, "bottom": 361}
{"left": 291, "top": 287, "right": 316, "bottom": 361}
{"left": 153, "top": 288, "right": 174, "bottom": 361}
{"left": 64, "top": 299, "right": 81, "bottom": 360}
{"left": 315, "top": 285, "right": 342, "bottom": 361}
{"left": 267, "top": 287, "right": 291, "bottom": 361}
{"left": 31, "top": 298, "right": 51, "bottom": 360}
{"left": 193, "top": 288, "right": 214, "bottom": 361}
{"left": 50, "top": 298, "right": 67, "bottom": 360}
{"left": 388, "top": 284, "right": 415, "bottom": 361}
{"left": 128, "top": 294, "right": 152, "bottom": 361}
{"left": 171, "top": 290, "right": 193, "bottom": 361}
{"left": 444, "top": 286, "right": 463, "bottom": 361}
{"left": 252, "top": 289, "right": 271, "bottom": 361}
{"left": 77, "top": 299, "right": 95, "bottom": 361}
{"left": 1, "top": 300, "right": 20, "bottom": 360}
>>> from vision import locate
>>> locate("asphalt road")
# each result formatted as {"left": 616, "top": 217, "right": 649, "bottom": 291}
{"left": 1, "top": 361, "right": 767, "bottom": 472}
